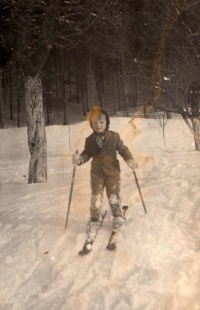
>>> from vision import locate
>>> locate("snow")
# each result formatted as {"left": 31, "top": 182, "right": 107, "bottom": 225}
{"left": 1, "top": 117, "right": 200, "bottom": 310}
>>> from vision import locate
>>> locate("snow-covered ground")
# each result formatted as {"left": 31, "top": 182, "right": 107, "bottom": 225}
{"left": 1, "top": 117, "right": 200, "bottom": 310}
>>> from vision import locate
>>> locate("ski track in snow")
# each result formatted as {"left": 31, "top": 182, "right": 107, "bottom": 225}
{"left": 1, "top": 118, "right": 200, "bottom": 310}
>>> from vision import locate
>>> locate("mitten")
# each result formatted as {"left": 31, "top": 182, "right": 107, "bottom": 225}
{"left": 72, "top": 153, "right": 83, "bottom": 165}
{"left": 126, "top": 159, "right": 138, "bottom": 171}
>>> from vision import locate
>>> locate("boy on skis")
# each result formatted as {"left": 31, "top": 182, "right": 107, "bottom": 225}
{"left": 72, "top": 106, "right": 137, "bottom": 252}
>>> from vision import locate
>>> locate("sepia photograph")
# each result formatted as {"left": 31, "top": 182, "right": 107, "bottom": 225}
{"left": 1, "top": 0, "right": 200, "bottom": 309}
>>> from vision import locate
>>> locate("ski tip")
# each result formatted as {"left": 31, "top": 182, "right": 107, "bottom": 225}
{"left": 78, "top": 249, "right": 91, "bottom": 256}
{"left": 122, "top": 205, "right": 128, "bottom": 211}
{"left": 106, "top": 243, "right": 116, "bottom": 251}
{"left": 79, "top": 242, "right": 93, "bottom": 256}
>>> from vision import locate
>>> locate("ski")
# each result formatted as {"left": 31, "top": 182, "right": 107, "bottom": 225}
{"left": 79, "top": 210, "right": 107, "bottom": 255}
{"left": 106, "top": 205, "right": 128, "bottom": 251}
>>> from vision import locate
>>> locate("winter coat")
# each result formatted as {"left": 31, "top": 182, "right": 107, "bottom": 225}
{"left": 80, "top": 130, "right": 134, "bottom": 177}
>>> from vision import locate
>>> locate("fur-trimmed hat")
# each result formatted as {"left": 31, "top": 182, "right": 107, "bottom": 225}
{"left": 88, "top": 106, "right": 110, "bottom": 130}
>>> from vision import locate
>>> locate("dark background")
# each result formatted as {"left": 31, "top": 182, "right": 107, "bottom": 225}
{"left": 0, "top": 0, "right": 199, "bottom": 128}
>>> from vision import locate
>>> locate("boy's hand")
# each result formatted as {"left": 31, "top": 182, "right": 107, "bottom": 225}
{"left": 127, "top": 159, "right": 138, "bottom": 171}
{"left": 72, "top": 153, "right": 82, "bottom": 166}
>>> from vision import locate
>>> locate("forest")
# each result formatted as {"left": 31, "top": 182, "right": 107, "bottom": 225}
{"left": 0, "top": 0, "right": 200, "bottom": 182}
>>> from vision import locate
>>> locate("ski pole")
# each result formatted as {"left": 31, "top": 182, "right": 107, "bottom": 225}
{"left": 65, "top": 150, "right": 78, "bottom": 230}
{"left": 133, "top": 171, "right": 148, "bottom": 214}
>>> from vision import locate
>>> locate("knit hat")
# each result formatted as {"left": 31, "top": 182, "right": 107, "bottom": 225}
{"left": 88, "top": 106, "right": 110, "bottom": 130}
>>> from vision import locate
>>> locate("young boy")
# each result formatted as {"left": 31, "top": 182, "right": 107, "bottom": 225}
{"left": 72, "top": 106, "right": 137, "bottom": 241}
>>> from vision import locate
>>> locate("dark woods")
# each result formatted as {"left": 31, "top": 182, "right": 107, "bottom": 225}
{"left": 0, "top": 41, "right": 149, "bottom": 128}
{"left": 0, "top": 0, "right": 199, "bottom": 127}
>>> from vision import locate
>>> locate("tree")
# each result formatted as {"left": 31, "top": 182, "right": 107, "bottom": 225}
{"left": 144, "top": 0, "right": 189, "bottom": 115}
{"left": 155, "top": 0, "right": 200, "bottom": 150}
{"left": 0, "top": 0, "right": 90, "bottom": 182}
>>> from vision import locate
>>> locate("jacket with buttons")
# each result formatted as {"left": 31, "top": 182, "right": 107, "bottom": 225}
{"left": 80, "top": 130, "right": 135, "bottom": 177}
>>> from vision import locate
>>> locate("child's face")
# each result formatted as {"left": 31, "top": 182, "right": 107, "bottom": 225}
{"left": 91, "top": 113, "right": 107, "bottom": 133}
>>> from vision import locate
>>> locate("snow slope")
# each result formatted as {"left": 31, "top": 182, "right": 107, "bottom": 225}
{"left": 1, "top": 118, "right": 200, "bottom": 310}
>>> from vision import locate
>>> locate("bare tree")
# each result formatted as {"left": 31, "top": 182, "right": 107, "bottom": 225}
{"left": 143, "top": 0, "right": 189, "bottom": 115}
{"left": 154, "top": 0, "right": 200, "bottom": 150}
{"left": 0, "top": 0, "right": 90, "bottom": 182}
{"left": 154, "top": 109, "right": 168, "bottom": 147}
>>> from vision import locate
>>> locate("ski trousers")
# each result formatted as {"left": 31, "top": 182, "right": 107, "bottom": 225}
{"left": 90, "top": 170, "right": 122, "bottom": 221}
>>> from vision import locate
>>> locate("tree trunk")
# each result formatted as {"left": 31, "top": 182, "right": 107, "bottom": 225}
{"left": 55, "top": 55, "right": 59, "bottom": 96}
{"left": 191, "top": 117, "right": 200, "bottom": 150}
{"left": 76, "top": 63, "right": 80, "bottom": 104}
{"left": 84, "top": 69, "right": 89, "bottom": 112}
{"left": 101, "top": 66, "right": 105, "bottom": 94}
{"left": 17, "top": 85, "right": 20, "bottom": 128}
{"left": 46, "top": 92, "right": 52, "bottom": 125}
{"left": 120, "top": 64, "right": 125, "bottom": 116}
{"left": 2, "top": 70, "right": 6, "bottom": 106}
{"left": 0, "top": 100, "right": 3, "bottom": 129}
{"left": 98, "top": 81, "right": 103, "bottom": 108}
{"left": 81, "top": 73, "right": 86, "bottom": 116}
{"left": 61, "top": 50, "right": 67, "bottom": 125}
{"left": 111, "top": 72, "right": 116, "bottom": 114}
{"left": 25, "top": 74, "right": 47, "bottom": 183}
{"left": 68, "top": 57, "right": 72, "bottom": 102}
{"left": 0, "top": 70, "right": 4, "bottom": 128}
{"left": 16, "top": 62, "right": 21, "bottom": 128}
{"left": 8, "top": 62, "right": 13, "bottom": 120}
{"left": 116, "top": 64, "right": 121, "bottom": 110}
{"left": 121, "top": 55, "right": 128, "bottom": 117}
{"left": 107, "top": 64, "right": 110, "bottom": 86}
{"left": 88, "top": 52, "right": 94, "bottom": 107}
{"left": 134, "top": 76, "right": 137, "bottom": 107}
